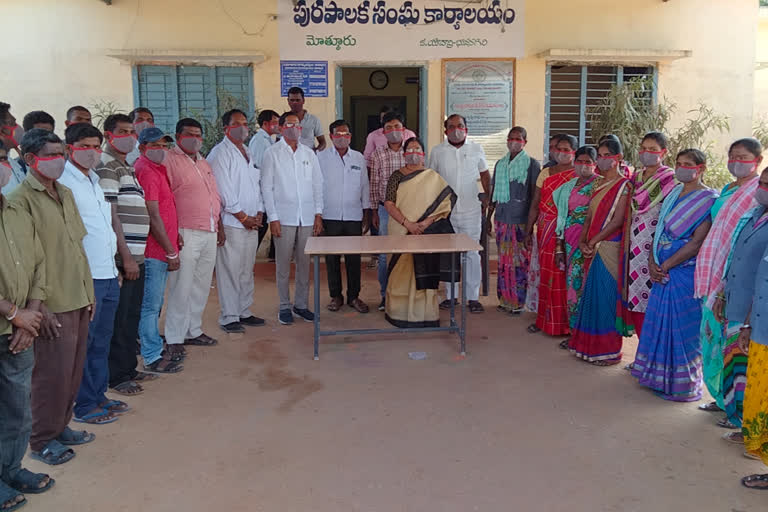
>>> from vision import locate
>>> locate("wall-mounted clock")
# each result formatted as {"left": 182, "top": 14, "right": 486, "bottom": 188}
{"left": 369, "top": 70, "right": 389, "bottom": 90}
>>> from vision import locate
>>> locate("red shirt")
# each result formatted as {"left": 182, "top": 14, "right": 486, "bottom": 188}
{"left": 135, "top": 155, "right": 179, "bottom": 261}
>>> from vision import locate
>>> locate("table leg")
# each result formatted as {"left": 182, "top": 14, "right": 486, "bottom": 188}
{"left": 450, "top": 251, "right": 456, "bottom": 327}
{"left": 313, "top": 255, "right": 320, "bottom": 360}
{"left": 460, "top": 251, "right": 467, "bottom": 356}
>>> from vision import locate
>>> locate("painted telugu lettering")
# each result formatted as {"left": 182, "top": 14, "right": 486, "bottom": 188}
{"left": 305, "top": 35, "right": 358, "bottom": 49}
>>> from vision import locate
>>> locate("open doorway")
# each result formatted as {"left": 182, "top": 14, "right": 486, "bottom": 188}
{"left": 337, "top": 66, "right": 424, "bottom": 152}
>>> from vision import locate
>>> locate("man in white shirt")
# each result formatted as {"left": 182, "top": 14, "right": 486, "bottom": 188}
{"left": 317, "top": 120, "right": 371, "bottom": 313}
{"left": 428, "top": 114, "right": 490, "bottom": 314}
{"left": 58, "top": 122, "right": 125, "bottom": 424}
{"left": 287, "top": 87, "right": 326, "bottom": 151}
{"left": 262, "top": 111, "right": 324, "bottom": 325}
{"left": 209, "top": 109, "right": 266, "bottom": 334}
{"left": 248, "top": 109, "right": 280, "bottom": 254}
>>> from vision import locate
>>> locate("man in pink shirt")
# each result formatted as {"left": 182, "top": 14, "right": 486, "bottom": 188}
{"left": 362, "top": 106, "right": 416, "bottom": 167}
{"left": 164, "top": 118, "right": 224, "bottom": 349}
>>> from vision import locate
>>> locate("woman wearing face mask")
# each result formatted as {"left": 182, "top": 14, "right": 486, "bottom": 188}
{"left": 631, "top": 149, "right": 718, "bottom": 400}
{"left": 489, "top": 127, "right": 541, "bottom": 315}
{"left": 717, "top": 168, "right": 768, "bottom": 486}
{"left": 552, "top": 146, "right": 599, "bottom": 337}
{"left": 694, "top": 138, "right": 763, "bottom": 419}
{"left": 617, "top": 132, "right": 677, "bottom": 339}
{"left": 567, "top": 140, "right": 630, "bottom": 364}
{"left": 383, "top": 137, "right": 457, "bottom": 328}
{"left": 525, "top": 134, "right": 578, "bottom": 336}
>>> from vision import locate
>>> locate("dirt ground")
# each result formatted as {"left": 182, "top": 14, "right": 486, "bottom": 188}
{"left": 23, "top": 262, "right": 767, "bottom": 512}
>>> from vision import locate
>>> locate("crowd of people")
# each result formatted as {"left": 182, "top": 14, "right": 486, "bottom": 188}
{"left": 0, "top": 84, "right": 767, "bottom": 510}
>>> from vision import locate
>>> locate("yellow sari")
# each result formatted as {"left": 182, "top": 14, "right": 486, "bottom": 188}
{"left": 744, "top": 341, "right": 768, "bottom": 465}
{"left": 385, "top": 169, "right": 455, "bottom": 328}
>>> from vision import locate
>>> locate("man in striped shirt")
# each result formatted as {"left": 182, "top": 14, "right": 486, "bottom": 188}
{"left": 95, "top": 113, "right": 152, "bottom": 396}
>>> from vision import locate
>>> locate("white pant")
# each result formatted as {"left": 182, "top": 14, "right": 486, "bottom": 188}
{"left": 446, "top": 210, "right": 481, "bottom": 301}
{"left": 165, "top": 229, "right": 218, "bottom": 344}
{"left": 216, "top": 226, "right": 260, "bottom": 325}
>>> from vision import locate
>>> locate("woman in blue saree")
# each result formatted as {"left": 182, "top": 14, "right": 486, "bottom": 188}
{"left": 631, "top": 149, "right": 718, "bottom": 401}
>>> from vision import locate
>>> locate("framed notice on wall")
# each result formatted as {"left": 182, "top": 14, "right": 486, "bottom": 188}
{"left": 443, "top": 59, "right": 515, "bottom": 170}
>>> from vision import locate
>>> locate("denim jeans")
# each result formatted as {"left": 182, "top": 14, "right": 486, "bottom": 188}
{"left": 139, "top": 258, "right": 169, "bottom": 366}
{"left": 0, "top": 334, "right": 34, "bottom": 483}
{"left": 377, "top": 204, "right": 390, "bottom": 297}
{"left": 74, "top": 277, "right": 120, "bottom": 418}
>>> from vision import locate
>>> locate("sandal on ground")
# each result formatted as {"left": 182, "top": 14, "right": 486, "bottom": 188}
{"left": 741, "top": 474, "right": 768, "bottom": 490}
{"left": 698, "top": 401, "right": 722, "bottom": 412}
{"left": 508, "top": 307, "right": 524, "bottom": 316}
{"left": 592, "top": 358, "right": 622, "bottom": 367}
{"left": 56, "top": 426, "right": 95, "bottom": 446}
{"left": 439, "top": 299, "right": 459, "bottom": 310}
{"left": 132, "top": 371, "right": 158, "bottom": 382}
{"left": 468, "top": 301, "right": 484, "bottom": 314}
{"left": 9, "top": 469, "right": 54, "bottom": 495}
{"left": 348, "top": 298, "right": 370, "bottom": 314}
{"left": 559, "top": 339, "right": 570, "bottom": 350}
{"left": 327, "top": 297, "right": 343, "bottom": 312}
{"left": 165, "top": 345, "right": 187, "bottom": 358}
{"left": 29, "top": 440, "right": 75, "bottom": 466}
{"left": 623, "top": 363, "right": 634, "bottom": 371}
{"left": 527, "top": 324, "right": 541, "bottom": 334}
{"left": 0, "top": 482, "right": 25, "bottom": 512}
{"left": 73, "top": 408, "right": 118, "bottom": 425}
{"left": 184, "top": 334, "right": 218, "bottom": 346}
{"left": 144, "top": 358, "right": 183, "bottom": 374}
{"left": 717, "top": 417, "right": 739, "bottom": 429}
{"left": 111, "top": 381, "right": 143, "bottom": 396}
{"left": 744, "top": 451, "right": 761, "bottom": 460}
{"left": 722, "top": 431, "right": 744, "bottom": 444}
{"left": 100, "top": 400, "right": 130, "bottom": 415}
{"left": 161, "top": 349, "right": 184, "bottom": 363}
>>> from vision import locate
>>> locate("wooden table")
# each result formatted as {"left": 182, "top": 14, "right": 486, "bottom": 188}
{"left": 304, "top": 234, "right": 482, "bottom": 360}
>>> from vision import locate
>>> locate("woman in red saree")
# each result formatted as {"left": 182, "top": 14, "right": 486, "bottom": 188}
{"left": 526, "top": 134, "right": 577, "bottom": 336}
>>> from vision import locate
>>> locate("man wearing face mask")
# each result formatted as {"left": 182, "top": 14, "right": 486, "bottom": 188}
{"left": 10, "top": 129, "right": 96, "bottom": 465}
{"left": 93, "top": 114, "right": 152, "bottom": 397}
{"left": 369, "top": 111, "right": 408, "bottom": 311}
{"left": 0, "top": 102, "right": 27, "bottom": 195}
{"left": 286, "top": 87, "right": 326, "bottom": 151}
{"left": 164, "top": 118, "right": 223, "bottom": 349}
{"left": 248, "top": 109, "right": 281, "bottom": 256}
{"left": 209, "top": 109, "right": 266, "bottom": 333}
{"left": 362, "top": 106, "right": 417, "bottom": 165}
{"left": 126, "top": 107, "right": 154, "bottom": 166}
{"left": 262, "top": 112, "right": 324, "bottom": 325}
{"left": 428, "top": 114, "right": 490, "bottom": 314}
{"left": 58, "top": 123, "right": 126, "bottom": 424}
{"left": 134, "top": 127, "right": 185, "bottom": 372}
{"left": 317, "top": 120, "right": 371, "bottom": 314}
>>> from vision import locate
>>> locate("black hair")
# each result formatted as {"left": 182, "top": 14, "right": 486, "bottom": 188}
{"left": 549, "top": 134, "right": 560, "bottom": 142}
{"left": 129, "top": 107, "right": 154, "bottom": 123}
{"left": 65, "top": 123, "right": 104, "bottom": 145}
{"left": 257, "top": 109, "right": 279, "bottom": 127}
{"left": 287, "top": 87, "right": 305, "bottom": 98}
{"left": 508, "top": 126, "right": 527, "bottom": 141}
{"left": 279, "top": 111, "right": 300, "bottom": 126}
{"left": 0, "top": 102, "right": 10, "bottom": 120}
{"left": 598, "top": 138, "right": 623, "bottom": 156}
{"left": 677, "top": 148, "right": 707, "bottom": 166}
{"left": 403, "top": 136, "right": 424, "bottom": 153}
{"left": 103, "top": 113, "right": 133, "bottom": 134}
{"left": 22, "top": 111, "right": 55, "bottom": 132}
{"left": 555, "top": 134, "right": 578, "bottom": 151}
{"left": 329, "top": 119, "right": 350, "bottom": 134}
{"left": 175, "top": 118, "right": 203, "bottom": 135}
{"left": 66, "top": 105, "right": 90, "bottom": 121}
{"left": 598, "top": 133, "right": 620, "bottom": 144}
{"left": 642, "top": 131, "right": 668, "bottom": 150}
{"left": 729, "top": 137, "right": 763, "bottom": 158}
{"left": 380, "top": 105, "right": 393, "bottom": 114}
{"left": 575, "top": 145, "right": 597, "bottom": 161}
{"left": 444, "top": 114, "right": 467, "bottom": 130}
{"left": 20, "top": 128, "right": 62, "bottom": 155}
{"left": 222, "top": 109, "right": 247, "bottom": 128}
{"left": 382, "top": 111, "right": 404, "bottom": 126}
{"left": 0, "top": 140, "right": 5, "bottom": 152}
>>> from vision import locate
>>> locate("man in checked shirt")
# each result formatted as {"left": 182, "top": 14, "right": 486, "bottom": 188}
{"left": 368, "top": 111, "right": 408, "bottom": 312}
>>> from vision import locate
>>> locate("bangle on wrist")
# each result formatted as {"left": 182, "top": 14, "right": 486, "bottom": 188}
{"left": 740, "top": 324, "right": 752, "bottom": 331}
{"left": 6, "top": 304, "right": 18, "bottom": 321}
{"left": 166, "top": 252, "right": 179, "bottom": 260}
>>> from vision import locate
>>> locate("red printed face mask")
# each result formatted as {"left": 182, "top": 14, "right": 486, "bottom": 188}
{"left": 177, "top": 135, "right": 203, "bottom": 154}
{"left": 69, "top": 146, "right": 102, "bottom": 170}
{"left": 31, "top": 155, "right": 66, "bottom": 180}
{"left": 1, "top": 124, "right": 24, "bottom": 147}
{"left": 106, "top": 132, "right": 138, "bottom": 154}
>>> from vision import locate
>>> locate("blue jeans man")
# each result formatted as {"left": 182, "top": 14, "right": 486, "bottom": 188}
{"left": 139, "top": 258, "right": 182, "bottom": 373}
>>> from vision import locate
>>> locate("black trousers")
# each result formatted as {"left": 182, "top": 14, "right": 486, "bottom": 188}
{"left": 108, "top": 263, "right": 144, "bottom": 387}
{"left": 257, "top": 213, "right": 276, "bottom": 259}
{"left": 323, "top": 220, "right": 363, "bottom": 301}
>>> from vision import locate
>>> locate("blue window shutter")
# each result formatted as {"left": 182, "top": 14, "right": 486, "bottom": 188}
{"left": 135, "top": 65, "right": 179, "bottom": 134}
{"left": 177, "top": 65, "right": 217, "bottom": 123}
{"left": 215, "top": 66, "right": 254, "bottom": 116}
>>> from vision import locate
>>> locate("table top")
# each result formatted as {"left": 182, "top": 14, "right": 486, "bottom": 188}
{"left": 304, "top": 233, "right": 482, "bottom": 255}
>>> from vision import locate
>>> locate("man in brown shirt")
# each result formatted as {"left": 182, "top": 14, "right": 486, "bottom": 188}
{"left": 8, "top": 129, "right": 96, "bottom": 466}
